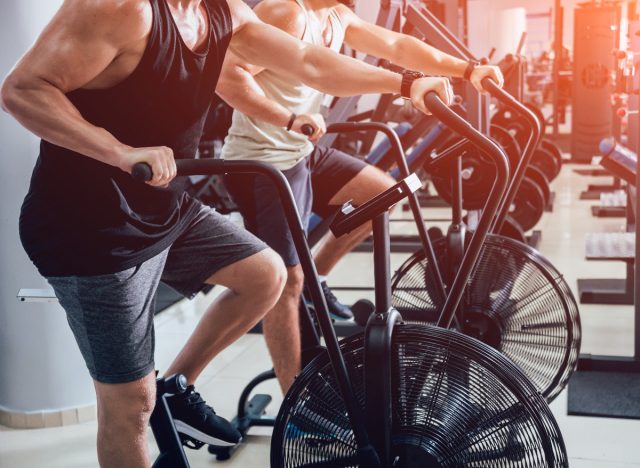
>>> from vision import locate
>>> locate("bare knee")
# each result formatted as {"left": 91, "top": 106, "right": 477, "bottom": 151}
{"left": 243, "top": 249, "right": 287, "bottom": 304}
{"left": 95, "top": 375, "right": 156, "bottom": 436}
{"left": 264, "top": 266, "right": 303, "bottom": 327}
{"left": 283, "top": 265, "right": 305, "bottom": 299}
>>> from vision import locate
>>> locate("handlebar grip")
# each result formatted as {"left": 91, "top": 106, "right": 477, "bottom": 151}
{"left": 481, "top": 76, "right": 500, "bottom": 93}
{"left": 301, "top": 124, "right": 315, "bottom": 136}
{"left": 132, "top": 163, "right": 153, "bottom": 182}
{"left": 423, "top": 91, "right": 474, "bottom": 133}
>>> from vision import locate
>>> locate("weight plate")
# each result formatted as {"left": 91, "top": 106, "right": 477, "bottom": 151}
{"left": 510, "top": 176, "right": 546, "bottom": 232}
{"left": 490, "top": 124, "right": 521, "bottom": 172}
{"left": 540, "top": 139, "right": 563, "bottom": 179}
{"left": 429, "top": 139, "right": 494, "bottom": 210}
{"left": 525, "top": 102, "right": 548, "bottom": 136}
{"left": 491, "top": 107, "right": 529, "bottom": 149}
{"left": 531, "top": 147, "right": 561, "bottom": 182}
{"left": 430, "top": 127, "right": 522, "bottom": 211}
{"left": 499, "top": 216, "right": 528, "bottom": 243}
{"left": 525, "top": 166, "right": 551, "bottom": 205}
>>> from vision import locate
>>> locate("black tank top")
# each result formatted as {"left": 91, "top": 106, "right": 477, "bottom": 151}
{"left": 20, "top": 0, "right": 233, "bottom": 276}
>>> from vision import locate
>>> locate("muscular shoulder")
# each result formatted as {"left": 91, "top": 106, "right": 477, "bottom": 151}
{"left": 56, "top": 0, "right": 152, "bottom": 47}
{"left": 333, "top": 3, "right": 360, "bottom": 27}
{"left": 252, "top": 0, "right": 306, "bottom": 38}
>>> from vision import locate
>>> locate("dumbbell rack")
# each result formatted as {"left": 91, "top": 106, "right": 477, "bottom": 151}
{"left": 568, "top": 19, "right": 640, "bottom": 419}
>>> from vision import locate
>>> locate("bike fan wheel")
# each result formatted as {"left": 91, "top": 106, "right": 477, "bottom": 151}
{"left": 390, "top": 235, "right": 581, "bottom": 402}
{"left": 271, "top": 326, "right": 568, "bottom": 467}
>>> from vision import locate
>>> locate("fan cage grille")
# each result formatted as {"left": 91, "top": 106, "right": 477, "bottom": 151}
{"left": 391, "top": 235, "right": 581, "bottom": 401}
{"left": 271, "top": 325, "right": 567, "bottom": 467}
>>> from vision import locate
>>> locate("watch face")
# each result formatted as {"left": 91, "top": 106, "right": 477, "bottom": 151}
{"left": 405, "top": 71, "right": 423, "bottom": 79}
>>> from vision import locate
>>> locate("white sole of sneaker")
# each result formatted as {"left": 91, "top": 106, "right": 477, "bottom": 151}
{"left": 174, "top": 420, "right": 238, "bottom": 447}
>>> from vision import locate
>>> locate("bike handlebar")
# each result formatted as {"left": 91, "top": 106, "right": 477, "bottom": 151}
{"left": 480, "top": 77, "right": 542, "bottom": 232}
{"left": 422, "top": 90, "right": 510, "bottom": 329}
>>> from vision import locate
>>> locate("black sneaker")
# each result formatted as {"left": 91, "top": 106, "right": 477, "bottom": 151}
{"left": 320, "top": 281, "right": 353, "bottom": 321}
{"left": 167, "top": 385, "right": 241, "bottom": 448}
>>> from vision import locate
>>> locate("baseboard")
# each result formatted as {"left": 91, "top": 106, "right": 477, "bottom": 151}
{"left": 0, "top": 403, "right": 97, "bottom": 429}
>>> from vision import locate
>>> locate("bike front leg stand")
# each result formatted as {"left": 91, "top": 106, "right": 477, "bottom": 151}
{"left": 150, "top": 375, "right": 190, "bottom": 468}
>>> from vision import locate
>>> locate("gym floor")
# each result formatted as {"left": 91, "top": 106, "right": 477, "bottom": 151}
{"left": 1, "top": 162, "right": 639, "bottom": 467}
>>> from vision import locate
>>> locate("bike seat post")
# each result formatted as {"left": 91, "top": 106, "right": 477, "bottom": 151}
{"left": 372, "top": 211, "right": 392, "bottom": 316}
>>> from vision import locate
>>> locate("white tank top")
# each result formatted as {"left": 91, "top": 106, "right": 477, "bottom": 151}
{"left": 221, "top": 0, "right": 345, "bottom": 170}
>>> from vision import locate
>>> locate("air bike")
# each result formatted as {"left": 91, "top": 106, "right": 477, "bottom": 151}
{"left": 135, "top": 90, "right": 568, "bottom": 467}
{"left": 389, "top": 79, "right": 581, "bottom": 403}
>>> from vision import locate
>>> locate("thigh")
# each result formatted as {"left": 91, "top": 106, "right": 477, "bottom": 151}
{"left": 309, "top": 146, "right": 390, "bottom": 218}
{"left": 225, "top": 161, "right": 313, "bottom": 267}
{"left": 161, "top": 203, "right": 268, "bottom": 298}
{"left": 47, "top": 252, "right": 168, "bottom": 384}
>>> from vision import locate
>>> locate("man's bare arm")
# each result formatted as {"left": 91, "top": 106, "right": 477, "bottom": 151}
{"left": 1, "top": 0, "right": 175, "bottom": 185}
{"left": 217, "top": 52, "right": 295, "bottom": 128}
{"left": 217, "top": 0, "right": 309, "bottom": 130}
{"left": 1, "top": 1, "right": 143, "bottom": 166}
{"left": 225, "top": 0, "right": 402, "bottom": 99}
{"left": 338, "top": 6, "right": 503, "bottom": 91}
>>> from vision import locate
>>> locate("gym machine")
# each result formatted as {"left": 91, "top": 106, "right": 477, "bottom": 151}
{"left": 571, "top": 1, "right": 621, "bottom": 163}
{"left": 271, "top": 91, "right": 568, "bottom": 468}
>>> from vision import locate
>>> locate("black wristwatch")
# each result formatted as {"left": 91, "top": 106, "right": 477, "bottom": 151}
{"left": 464, "top": 60, "right": 479, "bottom": 81}
{"left": 401, "top": 70, "right": 424, "bottom": 100}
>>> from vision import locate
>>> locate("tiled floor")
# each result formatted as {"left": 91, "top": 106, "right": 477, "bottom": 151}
{"left": 1, "top": 163, "right": 639, "bottom": 467}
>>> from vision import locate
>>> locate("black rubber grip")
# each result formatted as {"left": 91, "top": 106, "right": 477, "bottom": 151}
{"left": 301, "top": 124, "right": 315, "bottom": 136}
{"left": 132, "top": 163, "right": 153, "bottom": 182}
{"left": 481, "top": 77, "right": 500, "bottom": 93}
{"left": 423, "top": 92, "right": 474, "bottom": 133}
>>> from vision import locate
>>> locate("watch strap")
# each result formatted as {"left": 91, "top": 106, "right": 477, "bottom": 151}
{"left": 401, "top": 70, "right": 424, "bottom": 99}
{"left": 464, "top": 61, "right": 479, "bottom": 81}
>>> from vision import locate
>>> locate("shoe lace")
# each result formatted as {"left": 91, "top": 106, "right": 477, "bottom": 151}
{"left": 320, "top": 282, "right": 338, "bottom": 303}
{"left": 184, "top": 390, "right": 216, "bottom": 416}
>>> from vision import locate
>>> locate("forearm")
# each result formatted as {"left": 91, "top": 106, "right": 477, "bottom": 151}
{"left": 299, "top": 45, "right": 401, "bottom": 97}
{"left": 385, "top": 35, "right": 468, "bottom": 78}
{"left": 217, "top": 68, "right": 292, "bottom": 127}
{"left": 1, "top": 77, "right": 128, "bottom": 167}
{"left": 230, "top": 22, "right": 402, "bottom": 98}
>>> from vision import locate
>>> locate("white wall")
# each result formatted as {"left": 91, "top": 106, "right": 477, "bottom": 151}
{"left": 0, "top": 1, "right": 95, "bottom": 414}
{"left": 467, "top": 4, "right": 528, "bottom": 59}
{"left": 467, "top": 0, "right": 588, "bottom": 57}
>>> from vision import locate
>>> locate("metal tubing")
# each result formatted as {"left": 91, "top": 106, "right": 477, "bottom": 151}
{"left": 452, "top": 155, "right": 464, "bottom": 225}
{"left": 164, "top": 159, "right": 378, "bottom": 463}
{"left": 481, "top": 79, "right": 542, "bottom": 232}
{"left": 325, "top": 122, "right": 447, "bottom": 304}
{"left": 150, "top": 393, "right": 190, "bottom": 468}
{"left": 422, "top": 93, "right": 510, "bottom": 329}
{"left": 373, "top": 213, "right": 392, "bottom": 313}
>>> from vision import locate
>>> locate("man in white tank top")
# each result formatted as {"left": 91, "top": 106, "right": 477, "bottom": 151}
{"left": 218, "top": 0, "right": 503, "bottom": 393}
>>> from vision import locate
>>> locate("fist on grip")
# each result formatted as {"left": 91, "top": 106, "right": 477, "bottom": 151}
{"left": 132, "top": 163, "right": 153, "bottom": 182}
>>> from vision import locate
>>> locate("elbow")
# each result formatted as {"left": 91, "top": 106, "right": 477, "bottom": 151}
{"left": 0, "top": 74, "right": 21, "bottom": 115}
{"left": 298, "top": 50, "right": 342, "bottom": 96}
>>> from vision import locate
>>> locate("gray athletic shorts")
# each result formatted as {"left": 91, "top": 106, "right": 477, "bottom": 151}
{"left": 47, "top": 204, "right": 267, "bottom": 384}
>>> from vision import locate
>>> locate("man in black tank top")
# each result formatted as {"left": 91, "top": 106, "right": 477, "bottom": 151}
{"left": 1, "top": 0, "right": 452, "bottom": 465}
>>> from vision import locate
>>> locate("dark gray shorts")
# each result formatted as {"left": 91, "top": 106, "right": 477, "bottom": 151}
{"left": 226, "top": 146, "right": 367, "bottom": 266}
{"left": 47, "top": 204, "right": 267, "bottom": 384}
